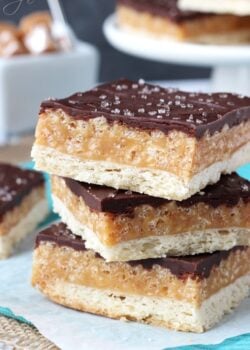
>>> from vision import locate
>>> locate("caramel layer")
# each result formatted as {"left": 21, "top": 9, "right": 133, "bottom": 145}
{"left": 34, "top": 223, "right": 250, "bottom": 305}
{"left": 52, "top": 177, "right": 250, "bottom": 246}
{"left": 35, "top": 110, "right": 250, "bottom": 180}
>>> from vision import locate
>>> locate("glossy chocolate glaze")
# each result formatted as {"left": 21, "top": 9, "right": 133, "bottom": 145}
{"left": 117, "top": 0, "right": 210, "bottom": 23}
{"left": 40, "top": 79, "right": 250, "bottom": 138}
{"left": 63, "top": 173, "right": 250, "bottom": 214}
{"left": 0, "top": 163, "right": 44, "bottom": 219}
{"left": 36, "top": 223, "right": 246, "bottom": 279}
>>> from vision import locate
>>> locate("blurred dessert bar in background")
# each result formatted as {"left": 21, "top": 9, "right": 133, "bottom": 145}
{"left": 32, "top": 79, "right": 250, "bottom": 200}
{"left": 51, "top": 174, "right": 250, "bottom": 261}
{"left": 0, "top": 23, "right": 26, "bottom": 57}
{"left": 0, "top": 11, "right": 61, "bottom": 57}
{"left": 116, "top": 0, "right": 250, "bottom": 43}
{"left": 20, "top": 12, "right": 59, "bottom": 55}
{"left": 179, "top": 0, "right": 250, "bottom": 16}
{"left": 32, "top": 223, "right": 250, "bottom": 333}
{"left": 0, "top": 163, "right": 48, "bottom": 259}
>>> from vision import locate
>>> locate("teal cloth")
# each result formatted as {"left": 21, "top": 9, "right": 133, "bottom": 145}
{"left": 0, "top": 162, "right": 249, "bottom": 349}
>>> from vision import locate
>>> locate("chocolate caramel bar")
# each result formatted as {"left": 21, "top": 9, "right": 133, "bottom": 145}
{"left": 116, "top": 0, "right": 250, "bottom": 44}
{"left": 51, "top": 173, "right": 250, "bottom": 261}
{"left": 32, "top": 79, "right": 250, "bottom": 200}
{"left": 32, "top": 223, "right": 250, "bottom": 333}
{"left": 0, "top": 163, "right": 48, "bottom": 259}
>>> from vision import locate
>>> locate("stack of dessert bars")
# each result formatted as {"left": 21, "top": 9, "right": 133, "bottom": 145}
{"left": 31, "top": 79, "right": 250, "bottom": 333}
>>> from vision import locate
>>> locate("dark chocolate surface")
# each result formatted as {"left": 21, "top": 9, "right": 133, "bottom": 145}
{"left": 117, "top": 0, "right": 210, "bottom": 23}
{"left": 36, "top": 223, "right": 246, "bottom": 279}
{"left": 63, "top": 173, "right": 250, "bottom": 214}
{"left": 41, "top": 79, "right": 250, "bottom": 138}
{"left": 128, "top": 246, "right": 245, "bottom": 278}
{"left": 36, "top": 222, "right": 86, "bottom": 252}
{"left": 0, "top": 163, "right": 44, "bottom": 219}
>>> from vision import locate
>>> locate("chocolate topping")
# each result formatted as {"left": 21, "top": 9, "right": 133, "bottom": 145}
{"left": 117, "top": 0, "right": 211, "bottom": 23}
{"left": 36, "top": 222, "right": 86, "bottom": 252}
{"left": 0, "top": 163, "right": 44, "bottom": 219}
{"left": 128, "top": 246, "right": 245, "bottom": 278}
{"left": 36, "top": 223, "right": 246, "bottom": 279}
{"left": 63, "top": 173, "right": 250, "bottom": 214}
{"left": 40, "top": 79, "right": 250, "bottom": 138}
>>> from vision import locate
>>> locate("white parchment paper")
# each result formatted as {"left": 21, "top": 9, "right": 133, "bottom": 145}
{"left": 0, "top": 231, "right": 249, "bottom": 350}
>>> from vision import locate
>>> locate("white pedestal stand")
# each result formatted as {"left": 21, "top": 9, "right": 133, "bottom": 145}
{"left": 104, "top": 15, "right": 250, "bottom": 94}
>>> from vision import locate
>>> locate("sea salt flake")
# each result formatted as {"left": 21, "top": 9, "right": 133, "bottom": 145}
{"left": 219, "top": 93, "right": 228, "bottom": 99}
{"left": 242, "top": 184, "right": 249, "bottom": 191}
{"left": 111, "top": 108, "right": 120, "bottom": 114}
{"left": 152, "top": 87, "right": 160, "bottom": 92}
{"left": 99, "top": 94, "right": 107, "bottom": 100}
{"left": 132, "top": 84, "right": 138, "bottom": 89}
{"left": 101, "top": 101, "right": 110, "bottom": 108}
{"left": 196, "top": 119, "right": 203, "bottom": 124}
{"left": 186, "top": 114, "right": 194, "bottom": 122}
{"left": 156, "top": 115, "right": 163, "bottom": 119}
{"left": 238, "top": 94, "right": 245, "bottom": 99}
{"left": 158, "top": 108, "right": 166, "bottom": 114}
{"left": 123, "top": 109, "right": 134, "bottom": 117}
{"left": 148, "top": 111, "right": 157, "bottom": 116}
{"left": 138, "top": 108, "right": 145, "bottom": 113}
{"left": 16, "top": 178, "right": 26, "bottom": 185}
{"left": 168, "top": 88, "right": 178, "bottom": 93}
{"left": 107, "top": 192, "right": 116, "bottom": 198}
{"left": 138, "top": 78, "right": 145, "bottom": 85}
{"left": 187, "top": 103, "right": 193, "bottom": 108}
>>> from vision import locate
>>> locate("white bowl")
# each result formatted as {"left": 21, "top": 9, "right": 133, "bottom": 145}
{"left": 0, "top": 41, "right": 99, "bottom": 144}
